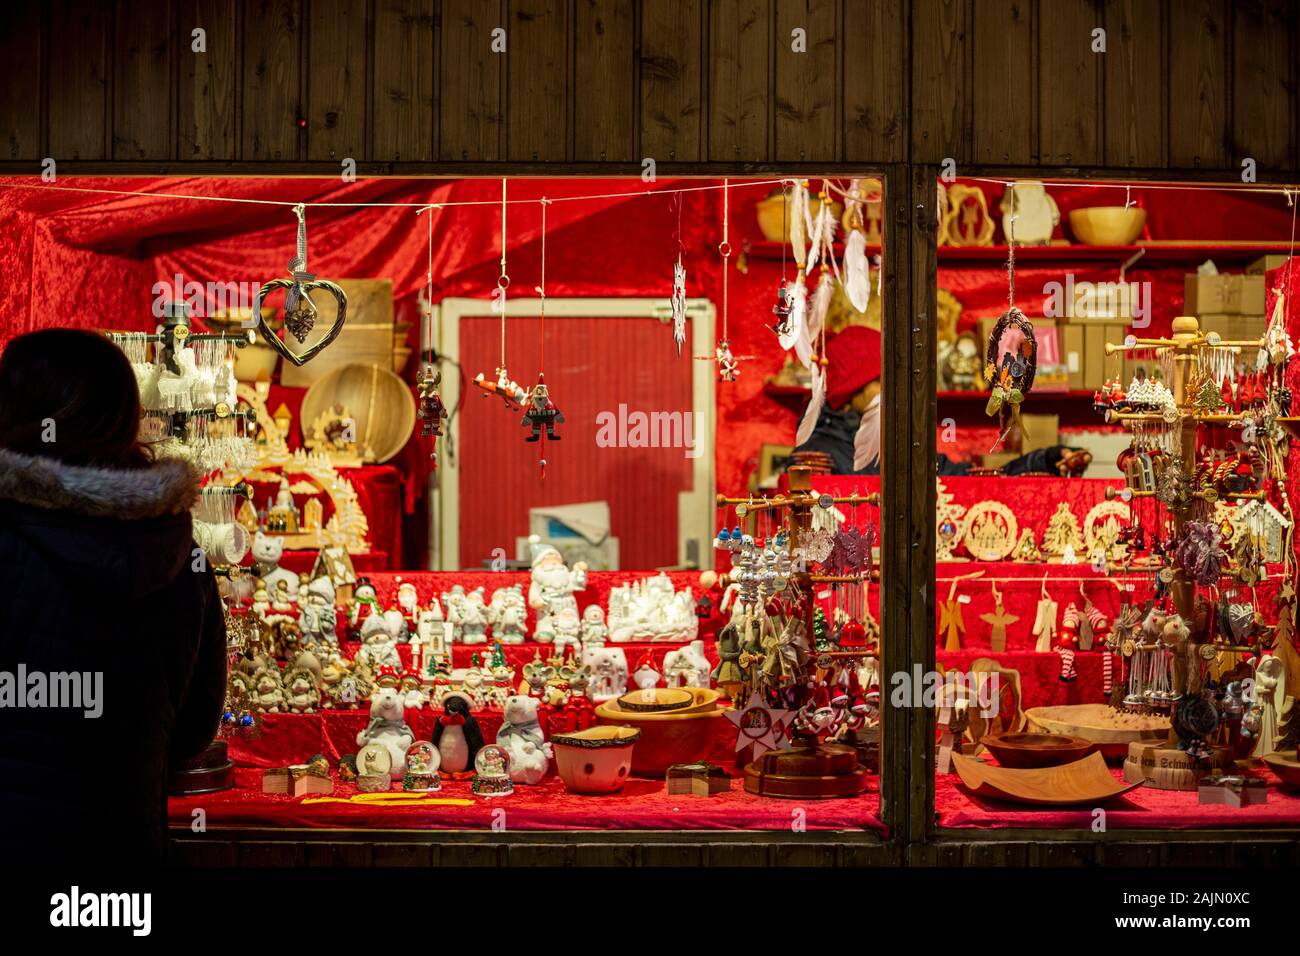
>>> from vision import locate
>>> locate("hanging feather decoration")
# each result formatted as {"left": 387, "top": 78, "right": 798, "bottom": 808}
{"left": 796, "top": 364, "right": 826, "bottom": 446}
{"left": 790, "top": 278, "right": 814, "bottom": 368}
{"left": 671, "top": 253, "right": 687, "bottom": 355}
{"left": 790, "top": 182, "right": 808, "bottom": 269}
{"left": 843, "top": 229, "right": 872, "bottom": 312}
{"left": 807, "top": 269, "right": 835, "bottom": 348}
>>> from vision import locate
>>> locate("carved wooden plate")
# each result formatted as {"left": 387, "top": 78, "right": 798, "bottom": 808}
{"left": 952, "top": 751, "right": 1143, "bottom": 805}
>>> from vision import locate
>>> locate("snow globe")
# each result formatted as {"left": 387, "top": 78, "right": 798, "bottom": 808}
{"left": 402, "top": 740, "right": 441, "bottom": 792}
{"left": 471, "top": 744, "right": 514, "bottom": 797}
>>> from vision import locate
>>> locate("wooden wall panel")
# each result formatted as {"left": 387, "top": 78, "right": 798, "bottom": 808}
{"left": 0, "top": 4, "right": 42, "bottom": 161}
{"left": 1102, "top": 0, "right": 1165, "bottom": 167}
{"left": 1168, "top": 0, "right": 1227, "bottom": 168}
{"left": 1232, "top": 0, "right": 1295, "bottom": 171}
{"left": 844, "top": 0, "right": 905, "bottom": 163}
{"left": 708, "top": 0, "right": 772, "bottom": 162}
{"left": 242, "top": 0, "right": 302, "bottom": 161}
{"left": 1038, "top": 0, "right": 1100, "bottom": 165}
{"left": 507, "top": 0, "right": 568, "bottom": 161}
{"left": 573, "top": 0, "right": 636, "bottom": 162}
{"left": 306, "top": 0, "right": 368, "bottom": 161}
{"left": 910, "top": 0, "right": 968, "bottom": 165}
{"left": 971, "top": 0, "right": 1034, "bottom": 165}
{"left": 640, "top": 0, "right": 703, "bottom": 162}
{"left": 774, "top": 0, "right": 839, "bottom": 161}
{"left": 372, "top": 0, "right": 436, "bottom": 162}
{"left": 439, "top": 0, "right": 504, "bottom": 161}
{"left": 47, "top": 0, "right": 109, "bottom": 161}
{"left": 114, "top": 0, "right": 174, "bottom": 160}
{"left": 178, "top": 0, "right": 238, "bottom": 160}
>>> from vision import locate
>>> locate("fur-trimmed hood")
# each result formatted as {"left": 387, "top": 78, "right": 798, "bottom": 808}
{"left": 0, "top": 448, "right": 201, "bottom": 597}
{"left": 0, "top": 448, "right": 200, "bottom": 519}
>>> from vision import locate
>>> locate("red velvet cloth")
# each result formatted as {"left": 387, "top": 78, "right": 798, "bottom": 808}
{"left": 0, "top": 175, "right": 796, "bottom": 499}
{"left": 169, "top": 766, "right": 884, "bottom": 834}
{"left": 937, "top": 758, "right": 1300, "bottom": 829}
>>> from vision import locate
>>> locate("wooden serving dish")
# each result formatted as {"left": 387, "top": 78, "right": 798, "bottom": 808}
{"left": 614, "top": 687, "right": 694, "bottom": 713}
{"left": 300, "top": 362, "right": 416, "bottom": 464}
{"left": 1025, "top": 703, "right": 1169, "bottom": 760}
{"left": 981, "top": 732, "right": 1094, "bottom": 769}
{"left": 1262, "top": 751, "right": 1300, "bottom": 791}
{"left": 595, "top": 686, "right": 729, "bottom": 776}
{"left": 952, "top": 751, "right": 1143, "bottom": 806}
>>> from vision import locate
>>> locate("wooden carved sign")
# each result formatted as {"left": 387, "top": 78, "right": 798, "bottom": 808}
{"left": 962, "top": 501, "right": 1019, "bottom": 561}
{"left": 940, "top": 184, "right": 995, "bottom": 247}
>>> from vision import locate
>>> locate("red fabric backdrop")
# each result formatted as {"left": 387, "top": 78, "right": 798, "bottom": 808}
{"left": 0, "top": 176, "right": 800, "bottom": 500}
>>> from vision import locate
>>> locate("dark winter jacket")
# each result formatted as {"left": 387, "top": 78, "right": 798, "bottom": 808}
{"left": 0, "top": 449, "right": 227, "bottom": 863}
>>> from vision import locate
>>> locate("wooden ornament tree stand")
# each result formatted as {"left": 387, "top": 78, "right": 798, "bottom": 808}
{"left": 719, "top": 466, "right": 876, "bottom": 799}
{"left": 1108, "top": 316, "right": 1267, "bottom": 790}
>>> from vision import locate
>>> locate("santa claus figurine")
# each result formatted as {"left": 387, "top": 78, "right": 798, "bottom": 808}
{"left": 527, "top": 536, "right": 587, "bottom": 644}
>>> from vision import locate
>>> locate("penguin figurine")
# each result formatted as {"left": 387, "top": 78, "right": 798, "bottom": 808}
{"left": 432, "top": 692, "right": 484, "bottom": 776}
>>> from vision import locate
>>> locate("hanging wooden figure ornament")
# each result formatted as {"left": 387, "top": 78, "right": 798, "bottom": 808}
{"left": 522, "top": 197, "right": 561, "bottom": 477}
{"left": 984, "top": 190, "right": 1037, "bottom": 447}
{"left": 416, "top": 205, "right": 448, "bottom": 463}
{"left": 473, "top": 179, "right": 528, "bottom": 411}
{"left": 714, "top": 179, "right": 742, "bottom": 383}
{"left": 254, "top": 204, "right": 349, "bottom": 367}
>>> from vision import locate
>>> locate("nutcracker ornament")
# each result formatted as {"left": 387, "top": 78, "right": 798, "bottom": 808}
{"left": 416, "top": 363, "right": 448, "bottom": 462}
{"left": 521, "top": 374, "right": 563, "bottom": 442}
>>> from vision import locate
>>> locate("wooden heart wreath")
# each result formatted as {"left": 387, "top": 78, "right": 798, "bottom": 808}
{"left": 252, "top": 203, "right": 349, "bottom": 367}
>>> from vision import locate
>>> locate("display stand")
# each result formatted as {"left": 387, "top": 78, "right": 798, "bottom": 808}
{"left": 718, "top": 466, "right": 876, "bottom": 799}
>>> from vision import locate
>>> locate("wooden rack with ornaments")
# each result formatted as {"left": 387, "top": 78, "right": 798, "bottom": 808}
{"left": 1101, "top": 315, "right": 1291, "bottom": 789}
{"left": 715, "top": 466, "right": 879, "bottom": 799}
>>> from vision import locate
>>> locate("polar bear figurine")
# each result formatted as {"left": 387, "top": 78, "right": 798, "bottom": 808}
{"left": 496, "top": 695, "right": 551, "bottom": 785}
{"left": 356, "top": 686, "right": 415, "bottom": 779}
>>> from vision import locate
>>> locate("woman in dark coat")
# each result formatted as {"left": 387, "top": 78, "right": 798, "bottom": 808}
{"left": 0, "top": 329, "right": 227, "bottom": 864}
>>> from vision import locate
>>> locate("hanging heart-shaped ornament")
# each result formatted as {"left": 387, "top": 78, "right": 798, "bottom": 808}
{"left": 254, "top": 275, "right": 348, "bottom": 367}
{"left": 252, "top": 204, "right": 349, "bottom": 367}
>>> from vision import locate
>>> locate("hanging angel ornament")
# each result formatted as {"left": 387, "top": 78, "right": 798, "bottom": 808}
{"left": 1031, "top": 575, "right": 1058, "bottom": 653}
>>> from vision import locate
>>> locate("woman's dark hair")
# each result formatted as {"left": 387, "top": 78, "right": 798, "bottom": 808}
{"left": 0, "top": 329, "right": 150, "bottom": 469}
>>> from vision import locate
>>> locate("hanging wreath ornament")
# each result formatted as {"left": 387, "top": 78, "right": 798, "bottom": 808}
{"left": 985, "top": 184, "right": 1037, "bottom": 449}
{"left": 253, "top": 204, "right": 349, "bottom": 367}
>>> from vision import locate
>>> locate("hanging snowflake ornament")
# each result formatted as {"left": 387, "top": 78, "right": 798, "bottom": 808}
{"left": 671, "top": 253, "right": 687, "bottom": 355}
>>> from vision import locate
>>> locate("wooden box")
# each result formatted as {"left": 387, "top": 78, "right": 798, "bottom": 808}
{"left": 1247, "top": 254, "right": 1290, "bottom": 276}
{"left": 1082, "top": 324, "right": 1107, "bottom": 390}
{"left": 279, "top": 278, "right": 395, "bottom": 389}
{"left": 1020, "top": 413, "right": 1059, "bottom": 454}
{"left": 262, "top": 765, "right": 334, "bottom": 797}
{"left": 1062, "top": 324, "right": 1085, "bottom": 390}
{"left": 665, "top": 762, "right": 730, "bottom": 796}
{"left": 1184, "top": 273, "right": 1265, "bottom": 315}
{"left": 1198, "top": 777, "right": 1268, "bottom": 808}
{"left": 1197, "top": 314, "right": 1267, "bottom": 343}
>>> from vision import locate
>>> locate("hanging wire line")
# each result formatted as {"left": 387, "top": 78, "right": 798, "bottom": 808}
{"left": 965, "top": 177, "right": 1300, "bottom": 196}
{"left": 719, "top": 178, "right": 731, "bottom": 342}
{"left": 0, "top": 177, "right": 787, "bottom": 210}
{"left": 538, "top": 197, "right": 550, "bottom": 373}
{"left": 498, "top": 178, "right": 509, "bottom": 369}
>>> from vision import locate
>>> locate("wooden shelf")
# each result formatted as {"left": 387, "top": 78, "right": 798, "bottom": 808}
{"left": 938, "top": 242, "right": 1293, "bottom": 267}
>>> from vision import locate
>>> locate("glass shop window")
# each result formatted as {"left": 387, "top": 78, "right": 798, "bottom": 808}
{"left": 931, "top": 176, "right": 1300, "bottom": 828}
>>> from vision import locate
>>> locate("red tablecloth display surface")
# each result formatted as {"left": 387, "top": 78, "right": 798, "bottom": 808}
{"left": 937, "top": 761, "right": 1300, "bottom": 829}
{"left": 169, "top": 766, "right": 883, "bottom": 834}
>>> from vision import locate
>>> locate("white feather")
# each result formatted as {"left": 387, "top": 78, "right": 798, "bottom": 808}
{"left": 843, "top": 230, "right": 871, "bottom": 312}
{"left": 790, "top": 279, "right": 814, "bottom": 368}
{"left": 790, "top": 184, "right": 807, "bottom": 269}
{"left": 853, "top": 393, "right": 882, "bottom": 471}
{"left": 796, "top": 364, "right": 825, "bottom": 446}
{"left": 807, "top": 270, "right": 834, "bottom": 346}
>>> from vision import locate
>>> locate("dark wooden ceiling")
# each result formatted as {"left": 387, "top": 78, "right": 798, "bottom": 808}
{"left": 1, "top": 0, "right": 1294, "bottom": 175}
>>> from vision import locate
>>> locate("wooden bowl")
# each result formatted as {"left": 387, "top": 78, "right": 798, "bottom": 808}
{"left": 1026, "top": 703, "right": 1169, "bottom": 761}
{"left": 613, "top": 687, "right": 694, "bottom": 713}
{"left": 300, "top": 362, "right": 416, "bottom": 464}
{"left": 756, "top": 191, "right": 844, "bottom": 243}
{"left": 595, "top": 687, "right": 729, "bottom": 776}
{"left": 952, "top": 751, "right": 1142, "bottom": 806}
{"left": 1262, "top": 751, "right": 1300, "bottom": 791}
{"left": 1068, "top": 206, "right": 1147, "bottom": 245}
{"left": 981, "top": 732, "right": 1095, "bottom": 769}
{"left": 552, "top": 726, "right": 640, "bottom": 794}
